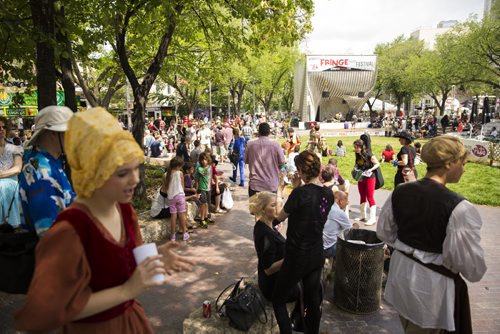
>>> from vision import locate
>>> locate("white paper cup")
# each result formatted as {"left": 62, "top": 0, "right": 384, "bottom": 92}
{"left": 132, "top": 243, "right": 165, "bottom": 284}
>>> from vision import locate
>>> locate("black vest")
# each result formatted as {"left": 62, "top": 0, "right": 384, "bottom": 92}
{"left": 392, "top": 178, "right": 464, "bottom": 253}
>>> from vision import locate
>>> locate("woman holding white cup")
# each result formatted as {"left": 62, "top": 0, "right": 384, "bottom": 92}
{"left": 16, "top": 108, "right": 195, "bottom": 333}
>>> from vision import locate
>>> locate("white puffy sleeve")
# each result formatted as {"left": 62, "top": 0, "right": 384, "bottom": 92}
{"left": 442, "top": 200, "right": 487, "bottom": 282}
{"left": 376, "top": 195, "right": 398, "bottom": 245}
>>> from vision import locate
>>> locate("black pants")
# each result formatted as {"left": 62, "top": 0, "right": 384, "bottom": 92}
{"left": 272, "top": 256, "right": 323, "bottom": 334}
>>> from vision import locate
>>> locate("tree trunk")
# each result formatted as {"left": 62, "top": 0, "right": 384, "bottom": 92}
{"left": 56, "top": 5, "right": 77, "bottom": 112}
{"left": 131, "top": 89, "right": 147, "bottom": 198}
{"left": 31, "top": 0, "right": 56, "bottom": 109}
{"left": 115, "top": 3, "right": 184, "bottom": 200}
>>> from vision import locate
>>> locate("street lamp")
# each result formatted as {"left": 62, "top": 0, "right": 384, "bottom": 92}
{"left": 209, "top": 80, "right": 212, "bottom": 122}
{"left": 252, "top": 79, "right": 256, "bottom": 115}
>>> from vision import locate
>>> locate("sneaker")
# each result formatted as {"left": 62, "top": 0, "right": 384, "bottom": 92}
{"left": 206, "top": 218, "right": 215, "bottom": 224}
{"left": 170, "top": 233, "right": 176, "bottom": 241}
{"left": 199, "top": 221, "right": 209, "bottom": 229}
{"left": 183, "top": 232, "right": 190, "bottom": 241}
{"left": 238, "top": 183, "right": 244, "bottom": 187}
{"left": 229, "top": 176, "right": 236, "bottom": 183}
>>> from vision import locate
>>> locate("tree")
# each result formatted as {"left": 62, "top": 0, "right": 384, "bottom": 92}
{"left": 406, "top": 32, "right": 469, "bottom": 116}
{"left": 249, "top": 46, "right": 300, "bottom": 115}
{"left": 375, "top": 36, "right": 424, "bottom": 115}
{"left": 459, "top": 13, "right": 500, "bottom": 90}
{"left": 0, "top": 1, "right": 36, "bottom": 85}
{"left": 30, "top": 0, "right": 57, "bottom": 109}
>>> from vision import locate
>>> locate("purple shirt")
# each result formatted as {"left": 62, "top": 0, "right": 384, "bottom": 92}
{"left": 244, "top": 136, "right": 285, "bottom": 192}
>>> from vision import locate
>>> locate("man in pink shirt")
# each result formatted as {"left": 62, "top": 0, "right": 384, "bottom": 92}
{"left": 244, "top": 122, "right": 286, "bottom": 197}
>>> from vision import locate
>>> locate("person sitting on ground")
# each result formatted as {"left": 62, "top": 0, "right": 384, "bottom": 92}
{"left": 326, "top": 158, "right": 350, "bottom": 195}
{"left": 182, "top": 162, "right": 200, "bottom": 226}
{"left": 323, "top": 191, "right": 353, "bottom": 259}
{"left": 149, "top": 133, "right": 163, "bottom": 158}
{"left": 381, "top": 144, "right": 395, "bottom": 163}
{"left": 19, "top": 106, "right": 75, "bottom": 236}
{"left": 335, "top": 140, "right": 346, "bottom": 157}
{"left": 0, "top": 116, "right": 23, "bottom": 227}
{"left": 251, "top": 191, "right": 303, "bottom": 331}
{"left": 209, "top": 154, "right": 226, "bottom": 214}
{"left": 162, "top": 156, "right": 189, "bottom": 241}
{"left": 414, "top": 142, "right": 422, "bottom": 165}
{"left": 490, "top": 126, "right": 497, "bottom": 139}
{"left": 15, "top": 107, "right": 195, "bottom": 333}
{"left": 320, "top": 137, "right": 331, "bottom": 157}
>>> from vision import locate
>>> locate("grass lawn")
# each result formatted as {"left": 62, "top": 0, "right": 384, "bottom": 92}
{"left": 136, "top": 135, "right": 500, "bottom": 210}
{"left": 315, "top": 136, "right": 500, "bottom": 207}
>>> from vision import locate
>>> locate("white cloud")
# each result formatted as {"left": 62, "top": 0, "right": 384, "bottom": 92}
{"left": 301, "top": 0, "right": 484, "bottom": 55}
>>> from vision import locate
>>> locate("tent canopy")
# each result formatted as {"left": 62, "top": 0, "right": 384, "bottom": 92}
{"left": 362, "top": 97, "right": 396, "bottom": 111}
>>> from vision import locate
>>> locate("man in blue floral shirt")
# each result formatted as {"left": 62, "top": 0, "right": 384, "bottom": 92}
{"left": 19, "top": 106, "right": 75, "bottom": 236}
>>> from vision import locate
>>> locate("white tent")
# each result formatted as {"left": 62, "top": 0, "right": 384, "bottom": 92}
{"left": 362, "top": 97, "right": 397, "bottom": 111}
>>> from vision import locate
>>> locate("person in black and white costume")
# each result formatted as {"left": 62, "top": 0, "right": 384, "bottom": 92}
{"left": 377, "top": 135, "right": 486, "bottom": 334}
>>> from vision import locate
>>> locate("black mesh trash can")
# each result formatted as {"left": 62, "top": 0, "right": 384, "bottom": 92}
{"left": 333, "top": 229, "right": 384, "bottom": 314}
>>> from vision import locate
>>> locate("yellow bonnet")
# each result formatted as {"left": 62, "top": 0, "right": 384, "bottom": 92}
{"left": 65, "top": 107, "right": 144, "bottom": 198}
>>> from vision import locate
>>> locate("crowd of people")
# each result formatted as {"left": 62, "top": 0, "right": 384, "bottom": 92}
{"left": 0, "top": 106, "right": 488, "bottom": 334}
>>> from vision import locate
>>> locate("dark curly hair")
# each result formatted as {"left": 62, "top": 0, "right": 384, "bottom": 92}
{"left": 294, "top": 150, "right": 321, "bottom": 182}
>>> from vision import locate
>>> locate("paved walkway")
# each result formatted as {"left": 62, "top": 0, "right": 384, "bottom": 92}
{"left": 1, "top": 162, "right": 499, "bottom": 333}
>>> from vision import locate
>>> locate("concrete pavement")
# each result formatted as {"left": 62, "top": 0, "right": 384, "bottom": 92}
{"left": 1, "top": 160, "right": 499, "bottom": 333}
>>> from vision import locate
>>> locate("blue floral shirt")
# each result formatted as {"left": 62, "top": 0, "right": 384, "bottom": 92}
{"left": 19, "top": 149, "right": 75, "bottom": 236}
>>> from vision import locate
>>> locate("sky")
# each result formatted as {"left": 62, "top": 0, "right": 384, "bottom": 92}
{"left": 301, "top": 0, "right": 485, "bottom": 55}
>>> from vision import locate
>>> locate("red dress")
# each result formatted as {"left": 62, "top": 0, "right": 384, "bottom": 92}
{"left": 15, "top": 203, "right": 153, "bottom": 334}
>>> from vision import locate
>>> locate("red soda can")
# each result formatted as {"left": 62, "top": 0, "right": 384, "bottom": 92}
{"left": 202, "top": 300, "right": 211, "bottom": 318}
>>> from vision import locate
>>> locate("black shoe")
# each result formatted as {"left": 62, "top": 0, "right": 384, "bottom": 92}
{"left": 229, "top": 177, "right": 236, "bottom": 183}
{"left": 238, "top": 183, "right": 244, "bottom": 187}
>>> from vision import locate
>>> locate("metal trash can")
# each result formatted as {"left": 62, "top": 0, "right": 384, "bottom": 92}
{"left": 333, "top": 229, "right": 384, "bottom": 314}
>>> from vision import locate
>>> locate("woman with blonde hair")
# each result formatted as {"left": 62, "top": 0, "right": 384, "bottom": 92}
{"left": 377, "top": 136, "right": 486, "bottom": 333}
{"left": 272, "top": 150, "right": 334, "bottom": 333}
{"left": 16, "top": 108, "right": 195, "bottom": 333}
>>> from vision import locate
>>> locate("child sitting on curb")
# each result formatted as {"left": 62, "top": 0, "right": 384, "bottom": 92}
{"left": 182, "top": 162, "right": 201, "bottom": 228}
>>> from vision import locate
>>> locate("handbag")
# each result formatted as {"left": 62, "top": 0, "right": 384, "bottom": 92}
{"left": 0, "top": 183, "right": 39, "bottom": 294}
{"left": 402, "top": 147, "right": 417, "bottom": 183}
{"left": 374, "top": 167, "right": 384, "bottom": 189}
{"left": 351, "top": 168, "right": 363, "bottom": 181}
{"left": 229, "top": 144, "right": 240, "bottom": 165}
{"left": 216, "top": 278, "right": 267, "bottom": 331}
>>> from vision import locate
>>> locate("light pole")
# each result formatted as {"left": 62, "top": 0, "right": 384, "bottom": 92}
{"left": 451, "top": 85, "right": 456, "bottom": 115}
{"left": 252, "top": 79, "right": 256, "bottom": 115}
{"left": 126, "top": 78, "right": 131, "bottom": 130}
{"left": 209, "top": 80, "right": 212, "bottom": 122}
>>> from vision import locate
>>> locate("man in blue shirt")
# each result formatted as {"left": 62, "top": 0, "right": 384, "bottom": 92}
{"left": 323, "top": 191, "right": 352, "bottom": 258}
{"left": 19, "top": 106, "right": 75, "bottom": 236}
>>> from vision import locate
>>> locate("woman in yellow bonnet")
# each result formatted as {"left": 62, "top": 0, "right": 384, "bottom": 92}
{"left": 16, "top": 108, "right": 195, "bottom": 333}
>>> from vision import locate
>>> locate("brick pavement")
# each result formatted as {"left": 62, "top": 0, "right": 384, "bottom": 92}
{"left": 1, "top": 161, "right": 499, "bottom": 333}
